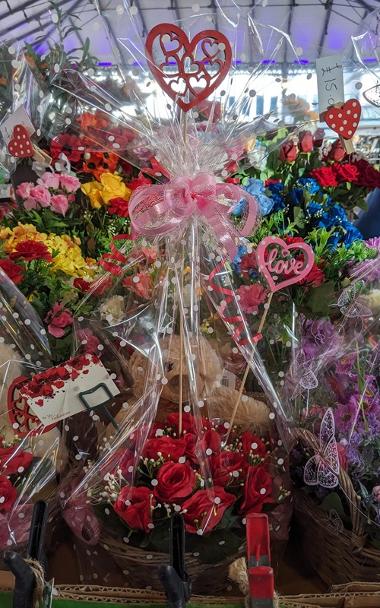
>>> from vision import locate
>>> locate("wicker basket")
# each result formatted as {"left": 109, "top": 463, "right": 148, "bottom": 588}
{"left": 99, "top": 529, "right": 244, "bottom": 595}
{"left": 293, "top": 429, "right": 380, "bottom": 586}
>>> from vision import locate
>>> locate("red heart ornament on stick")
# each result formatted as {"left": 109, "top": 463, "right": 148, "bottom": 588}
{"left": 7, "top": 124, "right": 34, "bottom": 158}
{"left": 146, "top": 23, "right": 232, "bottom": 112}
{"left": 323, "top": 99, "right": 361, "bottom": 140}
{"left": 257, "top": 236, "right": 315, "bottom": 293}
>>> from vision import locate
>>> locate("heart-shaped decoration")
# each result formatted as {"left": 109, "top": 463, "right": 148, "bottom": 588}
{"left": 323, "top": 99, "right": 361, "bottom": 139}
{"left": 146, "top": 23, "right": 232, "bottom": 112}
{"left": 7, "top": 124, "right": 34, "bottom": 158}
{"left": 7, "top": 375, "right": 56, "bottom": 436}
{"left": 257, "top": 236, "right": 315, "bottom": 293}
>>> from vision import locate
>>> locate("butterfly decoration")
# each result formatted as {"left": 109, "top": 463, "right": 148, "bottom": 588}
{"left": 290, "top": 351, "right": 319, "bottom": 399}
{"left": 337, "top": 282, "right": 372, "bottom": 319}
{"left": 304, "top": 408, "right": 340, "bottom": 489}
{"left": 327, "top": 509, "right": 344, "bottom": 535}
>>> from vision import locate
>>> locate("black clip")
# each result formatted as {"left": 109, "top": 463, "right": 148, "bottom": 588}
{"left": 4, "top": 500, "right": 48, "bottom": 608}
{"left": 159, "top": 514, "right": 191, "bottom": 608}
{"left": 78, "top": 382, "right": 119, "bottom": 430}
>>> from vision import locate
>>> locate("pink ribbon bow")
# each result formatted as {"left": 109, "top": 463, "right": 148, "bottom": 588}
{"left": 129, "top": 172, "right": 258, "bottom": 258}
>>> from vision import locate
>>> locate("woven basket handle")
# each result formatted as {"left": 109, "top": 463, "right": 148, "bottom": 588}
{"left": 292, "top": 428, "right": 366, "bottom": 539}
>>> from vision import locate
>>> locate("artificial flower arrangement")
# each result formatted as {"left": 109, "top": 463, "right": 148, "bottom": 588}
{"left": 90, "top": 411, "right": 289, "bottom": 556}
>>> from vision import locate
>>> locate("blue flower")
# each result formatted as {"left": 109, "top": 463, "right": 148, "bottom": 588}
{"left": 343, "top": 224, "right": 362, "bottom": 247}
{"left": 232, "top": 243, "right": 247, "bottom": 274}
{"left": 243, "top": 178, "right": 274, "bottom": 216}
{"left": 230, "top": 198, "right": 247, "bottom": 218}
{"left": 297, "top": 177, "right": 320, "bottom": 195}
{"left": 267, "top": 181, "right": 285, "bottom": 211}
{"left": 289, "top": 187, "right": 303, "bottom": 207}
{"left": 306, "top": 202, "right": 323, "bottom": 218}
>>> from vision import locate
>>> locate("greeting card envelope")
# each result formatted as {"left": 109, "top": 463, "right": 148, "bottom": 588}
{"left": 19, "top": 354, "right": 120, "bottom": 426}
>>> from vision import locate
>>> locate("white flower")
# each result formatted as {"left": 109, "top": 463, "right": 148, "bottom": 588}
{"left": 100, "top": 295, "right": 125, "bottom": 324}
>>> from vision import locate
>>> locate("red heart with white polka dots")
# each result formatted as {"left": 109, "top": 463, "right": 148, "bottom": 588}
{"left": 7, "top": 124, "right": 34, "bottom": 158}
{"left": 324, "top": 99, "right": 361, "bottom": 140}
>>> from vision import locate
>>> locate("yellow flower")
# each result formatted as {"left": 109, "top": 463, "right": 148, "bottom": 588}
{"left": 81, "top": 173, "right": 131, "bottom": 207}
{"left": 81, "top": 182, "right": 104, "bottom": 209}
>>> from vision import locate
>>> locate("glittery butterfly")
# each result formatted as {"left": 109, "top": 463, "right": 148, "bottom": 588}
{"left": 337, "top": 282, "right": 372, "bottom": 319}
{"left": 304, "top": 408, "right": 340, "bottom": 489}
{"left": 291, "top": 351, "right": 318, "bottom": 398}
{"left": 363, "top": 84, "right": 380, "bottom": 108}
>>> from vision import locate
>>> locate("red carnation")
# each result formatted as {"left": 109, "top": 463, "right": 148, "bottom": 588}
{"left": 114, "top": 486, "right": 155, "bottom": 532}
{"left": 73, "top": 278, "right": 92, "bottom": 292}
{"left": 50, "top": 133, "right": 84, "bottom": 164}
{"left": 108, "top": 197, "right": 129, "bottom": 218}
{"left": 310, "top": 166, "right": 338, "bottom": 188}
{"left": 10, "top": 240, "right": 52, "bottom": 262}
{"left": 182, "top": 487, "right": 235, "bottom": 534}
{"left": 45, "top": 303, "right": 73, "bottom": 338}
{"left": 0, "top": 259, "right": 24, "bottom": 285}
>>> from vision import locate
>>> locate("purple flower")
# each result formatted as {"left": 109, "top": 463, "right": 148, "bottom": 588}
{"left": 300, "top": 317, "right": 341, "bottom": 362}
{"left": 335, "top": 396, "right": 363, "bottom": 437}
{"left": 349, "top": 237, "right": 380, "bottom": 282}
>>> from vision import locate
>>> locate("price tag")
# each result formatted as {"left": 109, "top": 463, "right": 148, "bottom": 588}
{"left": 316, "top": 54, "right": 344, "bottom": 115}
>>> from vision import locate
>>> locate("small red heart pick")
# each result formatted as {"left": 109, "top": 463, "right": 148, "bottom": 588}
{"left": 323, "top": 99, "right": 361, "bottom": 140}
{"left": 7, "top": 124, "right": 34, "bottom": 158}
{"left": 146, "top": 23, "right": 232, "bottom": 112}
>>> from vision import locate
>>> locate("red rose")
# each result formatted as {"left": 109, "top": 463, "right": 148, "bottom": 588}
{"left": 45, "top": 303, "right": 73, "bottom": 338}
{"left": 241, "top": 431, "right": 267, "bottom": 460}
{"left": 352, "top": 159, "right": 380, "bottom": 189}
{"left": 310, "top": 166, "right": 338, "bottom": 188}
{"left": 313, "top": 128, "right": 325, "bottom": 148}
{"left": 0, "top": 476, "right": 17, "bottom": 513}
{"left": 114, "top": 486, "right": 155, "bottom": 532}
{"left": 279, "top": 141, "right": 298, "bottom": 163}
{"left": 0, "top": 447, "right": 33, "bottom": 475}
{"left": 240, "top": 466, "right": 273, "bottom": 514}
{"left": 0, "top": 259, "right": 24, "bottom": 285}
{"left": 166, "top": 412, "right": 208, "bottom": 434}
{"left": 210, "top": 451, "right": 246, "bottom": 485}
{"left": 301, "top": 263, "right": 325, "bottom": 287}
{"left": 10, "top": 240, "right": 52, "bottom": 262}
{"left": 182, "top": 487, "right": 235, "bottom": 534}
{"left": 108, "top": 197, "right": 129, "bottom": 218}
{"left": 143, "top": 436, "right": 186, "bottom": 461}
{"left": 298, "top": 130, "right": 313, "bottom": 153}
{"left": 328, "top": 139, "right": 346, "bottom": 162}
{"left": 265, "top": 178, "right": 281, "bottom": 187}
{"left": 332, "top": 163, "right": 359, "bottom": 184}
{"left": 155, "top": 462, "right": 196, "bottom": 502}
{"left": 201, "top": 429, "right": 221, "bottom": 455}
{"left": 183, "top": 433, "right": 197, "bottom": 462}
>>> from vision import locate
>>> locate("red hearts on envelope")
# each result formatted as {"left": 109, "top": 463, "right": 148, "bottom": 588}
{"left": 146, "top": 23, "right": 232, "bottom": 112}
{"left": 7, "top": 124, "right": 34, "bottom": 158}
{"left": 324, "top": 99, "right": 361, "bottom": 140}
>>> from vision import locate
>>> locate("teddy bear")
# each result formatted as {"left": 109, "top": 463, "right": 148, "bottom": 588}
{"left": 104, "top": 334, "right": 271, "bottom": 443}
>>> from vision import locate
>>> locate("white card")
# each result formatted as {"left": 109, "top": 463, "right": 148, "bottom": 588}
{"left": 0, "top": 105, "right": 35, "bottom": 144}
{"left": 20, "top": 354, "right": 120, "bottom": 426}
{"left": 316, "top": 55, "right": 344, "bottom": 114}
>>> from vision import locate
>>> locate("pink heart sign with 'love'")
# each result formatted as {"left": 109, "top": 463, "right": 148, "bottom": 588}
{"left": 256, "top": 236, "right": 315, "bottom": 293}
{"left": 145, "top": 23, "right": 232, "bottom": 112}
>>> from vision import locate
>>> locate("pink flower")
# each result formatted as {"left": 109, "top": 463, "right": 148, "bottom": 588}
{"left": 50, "top": 194, "right": 69, "bottom": 215}
{"left": 30, "top": 185, "right": 51, "bottom": 207}
{"left": 237, "top": 283, "right": 267, "bottom": 314}
{"left": 16, "top": 182, "right": 34, "bottom": 199}
{"left": 59, "top": 174, "right": 81, "bottom": 193}
{"left": 45, "top": 303, "right": 73, "bottom": 338}
{"left": 23, "top": 198, "right": 38, "bottom": 210}
{"left": 38, "top": 172, "right": 60, "bottom": 190}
